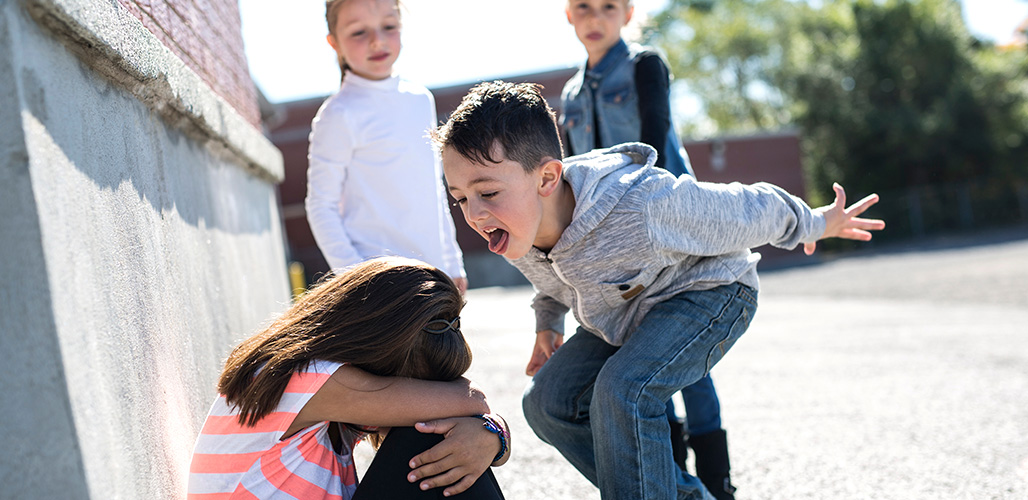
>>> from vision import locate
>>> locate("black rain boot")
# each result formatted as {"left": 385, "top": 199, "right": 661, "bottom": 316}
{"left": 690, "top": 428, "right": 736, "bottom": 500}
{"left": 668, "top": 416, "right": 689, "bottom": 471}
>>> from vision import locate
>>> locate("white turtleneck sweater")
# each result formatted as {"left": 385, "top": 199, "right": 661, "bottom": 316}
{"left": 305, "top": 72, "right": 465, "bottom": 279}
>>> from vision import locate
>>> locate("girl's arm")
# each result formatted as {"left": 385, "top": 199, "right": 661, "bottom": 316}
{"left": 305, "top": 104, "right": 363, "bottom": 270}
{"left": 290, "top": 365, "right": 503, "bottom": 497}
{"left": 289, "top": 365, "right": 488, "bottom": 433}
{"left": 427, "top": 92, "right": 468, "bottom": 283}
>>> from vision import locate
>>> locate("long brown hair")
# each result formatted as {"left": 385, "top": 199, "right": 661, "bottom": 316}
{"left": 219, "top": 257, "right": 470, "bottom": 426}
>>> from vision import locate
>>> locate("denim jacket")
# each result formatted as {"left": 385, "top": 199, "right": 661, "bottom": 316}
{"left": 560, "top": 40, "right": 693, "bottom": 177}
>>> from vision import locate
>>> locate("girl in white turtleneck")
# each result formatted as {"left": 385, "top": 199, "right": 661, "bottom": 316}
{"left": 306, "top": 0, "right": 467, "bottom": 293}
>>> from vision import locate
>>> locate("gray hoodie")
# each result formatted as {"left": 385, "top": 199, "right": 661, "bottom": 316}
{"left": 510, "top": 143, "right": 826, "bottom": 346}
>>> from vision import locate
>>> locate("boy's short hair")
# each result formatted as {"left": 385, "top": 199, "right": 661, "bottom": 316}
{"left": 432, "top": 81, "right": 564, "bottom": 173}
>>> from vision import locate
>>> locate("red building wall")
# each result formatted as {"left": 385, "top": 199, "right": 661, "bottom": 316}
{"left": 685, "top": 133, "right": 806, "bottom": 195}
{"left": 684, "top": 133, "right": 809, "bottom": 264}
{"left": 116, "top": 0, "right": 260, "bottom": 127}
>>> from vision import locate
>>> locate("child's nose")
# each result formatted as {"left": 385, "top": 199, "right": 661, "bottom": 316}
{"left": 466, "top": 200, "right": 488, "bottom": 222}
{"left": 369, "top": 29, "right": 387, "bottom": 48}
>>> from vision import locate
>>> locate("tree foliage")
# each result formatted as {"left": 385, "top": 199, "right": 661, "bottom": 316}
{"left": 646, "top": 0, "right": 1028, "bottom": 204}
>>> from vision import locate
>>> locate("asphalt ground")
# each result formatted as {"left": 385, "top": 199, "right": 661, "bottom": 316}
{"left": 359, "top": 228, "right": 1028, "bottom": 499}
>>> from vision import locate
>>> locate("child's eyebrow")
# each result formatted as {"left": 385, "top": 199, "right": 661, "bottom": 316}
{"left": 448, "top": 177, "right": 497, "bottom": 192}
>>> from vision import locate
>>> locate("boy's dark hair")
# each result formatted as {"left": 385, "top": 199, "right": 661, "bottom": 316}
{"left": 433, "top": 81, "right": 564, "bottom": 172}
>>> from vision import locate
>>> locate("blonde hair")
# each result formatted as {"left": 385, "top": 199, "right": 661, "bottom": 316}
{"left": 324, "top": 0, "right": 402, "bottom": 81}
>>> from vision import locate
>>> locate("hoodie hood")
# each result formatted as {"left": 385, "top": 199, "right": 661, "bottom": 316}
{"left": 555, "top": 143, "right": 659, "bottom": 251}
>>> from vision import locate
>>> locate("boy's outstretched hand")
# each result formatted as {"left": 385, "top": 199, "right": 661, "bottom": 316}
{"left": 805, "top": 183, "right": 886, "bottom": 255}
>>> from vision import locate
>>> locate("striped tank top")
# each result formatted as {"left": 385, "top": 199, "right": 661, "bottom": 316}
{"left": 188, "top": 360, "right": 362, "bottom": 499}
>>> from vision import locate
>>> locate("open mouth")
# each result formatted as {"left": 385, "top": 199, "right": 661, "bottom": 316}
{"left": 484, "top": 227, "right": 509, "bottom": 255}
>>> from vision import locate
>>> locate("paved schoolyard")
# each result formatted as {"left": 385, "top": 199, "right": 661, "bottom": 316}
{"left": 365, "top": 229, "right": 1028, "bottom": 499}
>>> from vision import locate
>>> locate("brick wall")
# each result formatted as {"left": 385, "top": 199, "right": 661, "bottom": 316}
{"left": 117, "top": 0, "right": 260, "bottom": 127}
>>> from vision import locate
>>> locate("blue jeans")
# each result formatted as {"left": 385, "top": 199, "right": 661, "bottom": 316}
{"left": 523, "top": 283, "right": 757, "bottom": 500}
{"left": 666, "top": 374, "right": 722, "bottom": 436}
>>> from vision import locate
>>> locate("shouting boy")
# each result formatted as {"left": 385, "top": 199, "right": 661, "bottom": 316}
{"left": 435, "top": 81, "right": 884, "bottom": 500}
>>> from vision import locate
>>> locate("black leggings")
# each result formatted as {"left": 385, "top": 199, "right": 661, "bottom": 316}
{"left": 351, "top": 427, "right": 505, "bottom": 499}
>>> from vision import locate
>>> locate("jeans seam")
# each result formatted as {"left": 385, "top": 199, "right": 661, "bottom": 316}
{"left": 702, "top": 288, "right": 748, "bottom": 373}
{"left": 572, "top": 382, "right": 595, "bottom": 421}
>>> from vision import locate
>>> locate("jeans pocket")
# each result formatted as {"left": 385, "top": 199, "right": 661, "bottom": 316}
{"left": 737, "top": 284, "right": 759, "bottom": 307}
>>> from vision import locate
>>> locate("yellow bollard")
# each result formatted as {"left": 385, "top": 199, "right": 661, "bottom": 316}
{"left": 289, "top": 261, "right": 306, "bottom": 301}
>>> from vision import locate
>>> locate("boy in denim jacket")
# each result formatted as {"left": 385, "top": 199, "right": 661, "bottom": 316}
{"left": 561, "top": 0, "right": 737, "bottom": 495}
{"left": 435, "top": 81, "right": 884, "bottom": 500}
{"left": 561, "top": 0, "right": 691, "bottom": 177}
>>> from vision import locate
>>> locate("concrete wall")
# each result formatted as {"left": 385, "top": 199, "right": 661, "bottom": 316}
{"left": 0, "top": 0, "right": 288, "bottom": 498}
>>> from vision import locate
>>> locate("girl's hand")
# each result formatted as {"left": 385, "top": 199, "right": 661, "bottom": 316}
{"left": 407, "top": 417, "right": 501, "bottom": 496}
{"left": 453, "top": 277, "right": 469, "bottom": 296}
{"left": 804, "top": 183, "right": 886, "bottom": 255}
{"left": 526, "top": 329, "right": 563, "bottom": 376}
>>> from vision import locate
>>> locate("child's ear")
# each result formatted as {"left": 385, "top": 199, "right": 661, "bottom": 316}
{"left": 537, "top": 159, "right": 564, "bottom": 197}
{"left": 326, "top": 34, "right": 339, "bottom": 52}
{"left": 624, "top": 5, "right": 634, "bottom": 25}
{"left": 566, "top": 6, "right": 573, "bottom": 24}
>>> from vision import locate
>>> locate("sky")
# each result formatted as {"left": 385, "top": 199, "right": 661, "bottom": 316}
{"left": 241, "top": 0, "right": 1028, "bottom": 105}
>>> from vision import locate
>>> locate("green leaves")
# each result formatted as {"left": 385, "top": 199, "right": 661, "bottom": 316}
{"left": 647, "top": 0, "right": 1028, "bottom": 217}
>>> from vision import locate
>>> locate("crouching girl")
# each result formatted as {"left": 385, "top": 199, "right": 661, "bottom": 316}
{"left": 188, "top": 257, "right": 508, "bottom": 499}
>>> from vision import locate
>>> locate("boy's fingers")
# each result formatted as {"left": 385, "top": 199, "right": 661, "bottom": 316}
{"left": 841, "top": 229, "right": 874, "bottom": 241}
{"left": 832, "top": 182, "right": 846, "bottom": 206}
{"left": 526, "top": 357, "right": 543, "bottom": 376}
{"left": 803, "top": 241, "right": 817, "bottom": 255}
{"left": 851, "top": 216, "right": 886, "bottom": 230}
{"left": 845, "top": 193, "right": 880, "bottom": 215}
{"left": 526, "top": 343, "right": 551, "bottom": 375}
